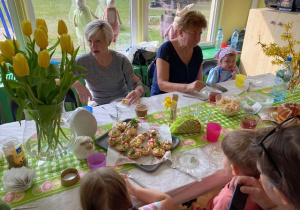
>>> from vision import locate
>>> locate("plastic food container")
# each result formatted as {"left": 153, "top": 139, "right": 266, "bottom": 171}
{"left": 216, "top": 96, "right": 241, "bottom": 116}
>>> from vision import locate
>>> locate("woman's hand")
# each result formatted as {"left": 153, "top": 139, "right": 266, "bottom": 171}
{"left": 187, "top": 80, "right": 206, "bottom": 92}
{"left": 229, "top": 176, "right": 277, "bottom": 209}
{"left": 72, "top": 81, "right": 93, "bottom": 103}
{"left": 126, "top": 86, "right": 143, "bottom": 105}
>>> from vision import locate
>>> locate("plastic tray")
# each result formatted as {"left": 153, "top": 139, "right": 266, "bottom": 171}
{"left": 95, "top": 119, "right": 180, "bottom": 172}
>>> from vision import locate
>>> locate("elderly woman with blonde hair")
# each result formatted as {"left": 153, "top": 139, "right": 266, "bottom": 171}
{"left": 72, "top": 19, "right": 146, "bottom": 105}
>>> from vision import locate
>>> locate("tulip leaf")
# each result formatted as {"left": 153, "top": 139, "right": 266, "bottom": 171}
{"left": 48, "top": 64, "right": 60, "bottom": 78}
{"left": 70, "top": 65, "right": 87, "bottom": 72}
{"left": 17, "top": 99, "right": 30, "bottom": 123}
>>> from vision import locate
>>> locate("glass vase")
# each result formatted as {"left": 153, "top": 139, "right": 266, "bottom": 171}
{"left": 23, "top": 102, "right": 76, "bottom": 162}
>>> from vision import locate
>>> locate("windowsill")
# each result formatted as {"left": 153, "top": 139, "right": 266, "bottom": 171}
{"left": 51, "top": 47, "right": 217, "bottom": 63}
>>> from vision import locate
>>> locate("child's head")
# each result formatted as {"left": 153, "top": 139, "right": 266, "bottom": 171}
{"left": 213, "top": 47, "right": 237, "bottom": 71}
{"left": 221, "top": 128, "right": 271, "bottom": 177}
{"left": 222, "top": 129, "right": 258, "bottom": 177}
{"left": 80, "top": 166, "right": 134, "bottom": 210}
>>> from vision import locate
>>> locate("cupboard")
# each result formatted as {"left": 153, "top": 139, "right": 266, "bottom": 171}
{"left": 239, "top": 8, "right": 300, "bottom": 76}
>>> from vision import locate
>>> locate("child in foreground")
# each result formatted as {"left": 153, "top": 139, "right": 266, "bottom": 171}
{"left": 204, "top": 128, "right": 271, "bottom": 210}
{"left": 80, "top": 166, "right": 173, "bottom": 210}
{"left": 206, "top": 47, "right": 239, "bottom": 84}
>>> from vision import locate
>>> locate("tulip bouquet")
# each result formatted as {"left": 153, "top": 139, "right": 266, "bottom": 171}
{"left": 0, "top": 19, "right": 86, "bottom": 160}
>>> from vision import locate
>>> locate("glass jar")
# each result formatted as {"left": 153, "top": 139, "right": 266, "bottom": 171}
{"left": 2, "top": 137, "right": 27, "bottom": 169}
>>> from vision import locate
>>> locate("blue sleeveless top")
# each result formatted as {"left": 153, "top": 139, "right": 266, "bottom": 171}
{"left": 150, "top": 41, "right": 203, "bottom": 96}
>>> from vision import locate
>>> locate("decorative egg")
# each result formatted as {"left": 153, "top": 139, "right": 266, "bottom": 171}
{"left": 69, "top": 108, "right": 97, "bottom": 138}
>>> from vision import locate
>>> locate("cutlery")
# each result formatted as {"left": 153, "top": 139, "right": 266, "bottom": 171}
{"left": 238, "top": 90, "right": 245, "bottom": 95}
{"left": 183, "top": 95, "right": 208, "bottom": 101}
{"left": 246, "top": 81, "right": 252, "bottom": 92}
{"left": 120, "top": 169, "right": 148, "bottom": 188}
{"left": 238, "top": 82, "right": 252, "bottom": 95}
{"left": 101, "top": 107, "right": 117, "bottom": 120}
{"left": 12, "top": 205, "right": 37, "bottom": 210}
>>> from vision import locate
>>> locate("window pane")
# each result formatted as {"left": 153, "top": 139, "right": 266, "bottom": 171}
{"left": 148, "top": 0, "right": 215, "bottom": 45}
{"left": 31, "top": 0, "right": 131, "bottom": 56}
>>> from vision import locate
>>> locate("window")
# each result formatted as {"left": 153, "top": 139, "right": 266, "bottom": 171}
{"left": 29, "top": 0, "right": 131, "bottom": 56}
{"left": 147, "top": 0, "right": 221, "bottom": 47}
{"left": 0, "top": 0, "right": 14, "bottom": 41}
{"left": 5, "top": 0, "right": 220, "bottom": 56}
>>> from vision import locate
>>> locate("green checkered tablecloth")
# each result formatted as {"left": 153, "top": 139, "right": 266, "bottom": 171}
{"left": 1, "top": 87, "right": 299, "bottom": 207}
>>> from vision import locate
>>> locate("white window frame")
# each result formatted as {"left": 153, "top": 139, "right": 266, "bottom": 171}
{"left": 201, "top": 0, "right": 222, "bottom": 47}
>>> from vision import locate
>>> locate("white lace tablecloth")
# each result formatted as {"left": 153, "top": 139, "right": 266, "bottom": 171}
{"left": 0, "top": 73, "right": 275, "bottom": 209}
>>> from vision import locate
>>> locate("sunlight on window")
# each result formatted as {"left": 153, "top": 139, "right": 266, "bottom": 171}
{"left": 31, "top": 0, "right": 131, "bottom": 56}
{"left": 148, "top": 0, "right": 215, "bottom": 45}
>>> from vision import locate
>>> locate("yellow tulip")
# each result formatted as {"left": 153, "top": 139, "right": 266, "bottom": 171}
{"left": 0, "top": 39, "right": 15, "bottom": 59}
{"left": 14, "top": 39, "right": 20, "bottom": 51}
{"left": 38, "top": 49, "right": 50, "bottom": 68}
{"left": 36, "top": 18, "right": 48, "bottom": 33}
{"left": 21, "top": 20, "right": 32, "bottom": 36}
{"left": 38, "top": 25, "right": 48, "bottom": 38}
{"left": 34, "top": 28, "right": 48, "bottom": 49}
{"left": 58, "top": 20, "right": 68, "bottom": 35}
{"left": 66, "top": 41, "right": 74, "bottom": 55}
{"left": 60, "top": 34, "right": 72, "bottom": 52}
{"left": 13, "top": 53, "right": 29, "bottom": 77}
{"left": 7, "top": 39, "right": 20, "bottom": 52}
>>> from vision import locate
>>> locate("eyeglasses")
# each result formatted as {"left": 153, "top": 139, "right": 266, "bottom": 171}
{"left": 258, "top": 115, "right": 300, "bottom": 178}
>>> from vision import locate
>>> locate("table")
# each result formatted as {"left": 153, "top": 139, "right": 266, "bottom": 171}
{"left": 0, "top": 73, "right": 286, "bottom": 209}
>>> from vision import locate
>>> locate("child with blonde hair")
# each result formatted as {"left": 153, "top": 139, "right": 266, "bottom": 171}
{"left": 204, "top": 128, "right": 272, "bottom": 210}
{"left": 206, "top": 47, "right": 239, "bottom": 84}
{"left": 80, "top": 166, "right": 173, "bottom": 210}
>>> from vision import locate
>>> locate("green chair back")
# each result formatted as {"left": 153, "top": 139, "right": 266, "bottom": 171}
{"left": 0, "top": 88, "right": 14, "bottom": 124}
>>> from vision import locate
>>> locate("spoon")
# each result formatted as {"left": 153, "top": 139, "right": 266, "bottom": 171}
{"left": 101, "top": 107, "right": 117, "bottom": 120}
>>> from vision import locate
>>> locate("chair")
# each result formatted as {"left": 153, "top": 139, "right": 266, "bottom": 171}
{"left": 147, "top": 61, "right": 155, "bottom": 91}
{"left": 202, "top": 60, "right": 218, "bottom": 83}
{"left": 0, "top": 89, "right": 14, "bottom": 124}
{"left": 64, "top": 88, "right": 80, "bottom": 111}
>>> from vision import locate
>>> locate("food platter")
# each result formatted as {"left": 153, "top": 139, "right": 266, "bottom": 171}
{"left": 95, "top": 119, "right": 180, "bottom": 172}
{"left": 245, "top": 92, "right": 274, "bottom": 106}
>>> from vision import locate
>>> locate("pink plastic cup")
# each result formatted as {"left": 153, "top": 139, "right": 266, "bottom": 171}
{"left": 87, "top": 153, "right": 106, "bottom": 170}
{"left": 206, "top": 122, "right": 222, "bottom": 142}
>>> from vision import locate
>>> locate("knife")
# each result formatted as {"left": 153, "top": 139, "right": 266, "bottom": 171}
{"left": 183, "top": 95, "right": 208, "bottom": 101}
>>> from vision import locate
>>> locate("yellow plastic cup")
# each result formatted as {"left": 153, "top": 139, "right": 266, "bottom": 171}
{"left": 235, "top": 74, "right": 246, "bottom": 88}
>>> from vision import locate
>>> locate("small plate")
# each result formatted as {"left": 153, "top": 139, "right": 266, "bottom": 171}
{"left": 95, "top": 119, "right": 180, "bottom": 172}
{"left": 245, "top": 92, "right": 274, "bottom": 106}
{"left": 173, "top": 151, "right": 210, "bottom": 175}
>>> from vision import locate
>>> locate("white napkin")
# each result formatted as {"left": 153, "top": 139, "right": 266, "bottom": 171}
{"left": 2, "top": 166, "right": 36, "bottom": 192}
